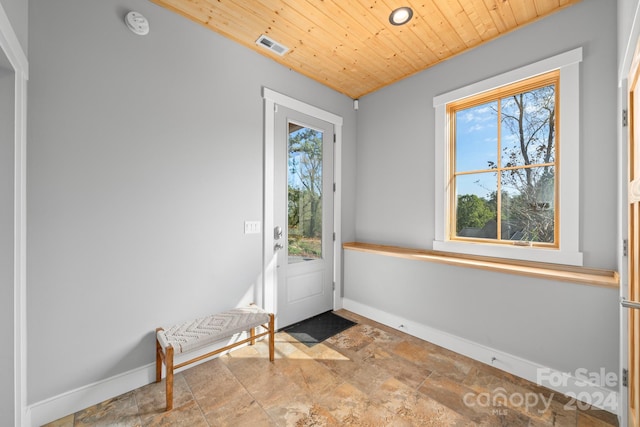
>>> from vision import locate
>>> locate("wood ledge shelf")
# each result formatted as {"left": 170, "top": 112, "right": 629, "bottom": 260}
{"left": 343, "top": 242, "right": 619, "bottom": 289}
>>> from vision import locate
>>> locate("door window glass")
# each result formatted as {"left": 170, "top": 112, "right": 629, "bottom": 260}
{"left": 288, "top": 122, "right": 323, "bottom": 263}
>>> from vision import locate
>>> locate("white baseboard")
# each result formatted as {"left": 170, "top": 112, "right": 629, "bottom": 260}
{"left": 27, "top": 363, "right": 156, "bottom": 427}
{"left": 27, "top": 334, "right": 254, "bottom": 426}
{"left": 342, "top": 298, "right": 619, "bottom": 415}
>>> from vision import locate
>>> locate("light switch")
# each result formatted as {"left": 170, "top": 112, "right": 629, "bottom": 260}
{"left": 244, "top": 221, "right": 261, "bottom": 234}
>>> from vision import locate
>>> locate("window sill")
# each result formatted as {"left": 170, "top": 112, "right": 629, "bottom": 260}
{"left": 343, "top": 242, "right": 619, "bottom": 289}
{"left": 432, "top": 240, "right": 583, "bottom": 266}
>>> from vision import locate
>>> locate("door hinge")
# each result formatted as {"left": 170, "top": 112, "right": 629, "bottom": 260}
{"left": 332, "top": 282, "right": 336, "bottom": 291}
{"left": 623, "top": 109, "right": 628, "bottom": 127}
{"left": 333, "top": 183, "right": 336, "bottom": 192}
{"left": 333, "top": 232, "right": 336, "bottom": 241}
{"left": 333, "top": 134, "right": 336, "bottom": 143}
{"left": 624, "top": 239, "right": 628, "bottom": 257}
{"left": 623, "top": 368, "right": 629, "bottom": 387}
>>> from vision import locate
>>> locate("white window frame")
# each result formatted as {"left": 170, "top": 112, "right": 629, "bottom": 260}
{"left": 433, "top": 48, "right": 583, "bottom": 266}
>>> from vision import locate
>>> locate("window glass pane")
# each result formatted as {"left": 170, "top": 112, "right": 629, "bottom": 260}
{"left": 455, "top": 101, "right": 498, "bottom": 172}
{"left": 288, "top": 123, "right": 323, "bottom": 263}
{"left": 455, "top": 172, "right": 497, "bottom": 239}
{"left": 500, "top": 84, "right": 556, "bottom": 168}
{"left": 449, "top": 74, "right": 558, "bottom": 248}
{"left": 501, "top": 166, "right": 555, "bottom": 243}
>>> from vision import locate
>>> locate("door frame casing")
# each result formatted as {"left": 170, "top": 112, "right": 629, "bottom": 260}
{"left": 262, "top": 88, "right": 343, "bottom": 325}
{"left": 0, "top": 2, "right": 28, "bottom": 426}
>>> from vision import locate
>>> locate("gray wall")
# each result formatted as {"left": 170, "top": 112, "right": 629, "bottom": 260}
{"left": 0, "top": 49, "right": 15, "bottom": 427}
{"left": 349, "top": 0, "right": 619, "bottom": 386}
{"left": 345, "top": 250, "right": 619, "bottom": 384}
{"left": 27, "top": 0, "right": 355, "bottom": 404}
{"left": 0, "top": 0, "right": 27, "bottom": 54}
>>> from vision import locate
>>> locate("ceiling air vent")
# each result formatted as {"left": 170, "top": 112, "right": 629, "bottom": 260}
{"left": 256, "top": 34, "right": 289, "bottom": 56}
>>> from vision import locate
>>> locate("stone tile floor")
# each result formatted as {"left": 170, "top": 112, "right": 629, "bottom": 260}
{"left": 44, "top": 310, "right": 618, "bottom": 426}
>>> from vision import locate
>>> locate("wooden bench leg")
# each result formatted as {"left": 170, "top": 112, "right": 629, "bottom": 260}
{"left": 250, "top": 327, "right": 256, "bottom": 345}
{"left": 269, "top": 313, "right": 275, "bottom": 362}
{"left": 165, "top": 345, "right": 174, "bottom": 411}
{"left": 155, "top": 328, "right": 163, "bottom": 383}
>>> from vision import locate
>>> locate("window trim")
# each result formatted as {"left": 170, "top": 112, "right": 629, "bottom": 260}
{"left": 433, "top": 48, "right": 583, "bottom": 266}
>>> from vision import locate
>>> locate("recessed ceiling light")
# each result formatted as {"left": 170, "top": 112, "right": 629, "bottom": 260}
{"left": 389, "top": 7, "right": 413, "bottom": 26}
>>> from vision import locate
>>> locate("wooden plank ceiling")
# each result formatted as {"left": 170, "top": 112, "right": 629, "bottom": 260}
{"left": 151, "top": 0, "right": 581, "bottom": 99}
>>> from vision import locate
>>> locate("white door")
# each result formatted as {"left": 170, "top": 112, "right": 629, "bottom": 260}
{"left": 274, "top": 105, "right": 334, "bottom": 328}
{"left": 627, "top": 40, "right": 640, "bottom": 427}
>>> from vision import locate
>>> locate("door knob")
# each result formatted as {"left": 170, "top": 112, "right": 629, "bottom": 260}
{"left": 622, "top": 298, "right": 640, "bottom": 310}
{"left": 274, "top": 226, "right": 283, "bottom": 240}
{"left": 274, "top": 243, "right": 284, "bottom": 251}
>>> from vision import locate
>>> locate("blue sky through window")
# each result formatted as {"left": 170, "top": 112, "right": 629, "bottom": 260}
{"left": 288, "top": 126, "right": 323, "bottom": 191}
{"left": 455, "top": 102, "right": 498, "bottom": 199}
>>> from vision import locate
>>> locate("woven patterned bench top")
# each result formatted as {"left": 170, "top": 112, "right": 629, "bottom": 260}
{"left": 157, "top": 305, "right": 271, "bottom": 354}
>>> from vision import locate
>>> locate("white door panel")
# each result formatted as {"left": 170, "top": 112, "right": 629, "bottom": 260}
{"left": 274, "top": 105, "right": 334, "bottom": 328}
{"left": 287, "top": 270, "right": 325, "bottom": 303}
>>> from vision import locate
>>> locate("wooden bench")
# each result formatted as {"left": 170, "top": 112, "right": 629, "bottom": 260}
{"left": 155, "top": 304, "right": 275, "bottom": 410}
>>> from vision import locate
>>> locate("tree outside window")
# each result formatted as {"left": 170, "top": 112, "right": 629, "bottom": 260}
{"left": 288, "top": 124, "right": 323, "bottom": 260}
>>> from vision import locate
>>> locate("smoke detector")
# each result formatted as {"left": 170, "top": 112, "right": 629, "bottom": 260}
{"left": 125, "top": 11, "right": 150, "bottom": 36}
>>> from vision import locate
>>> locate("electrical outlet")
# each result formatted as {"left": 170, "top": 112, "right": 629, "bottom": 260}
{"left": 244, "top": 221, "right": 261, "bottom": 234}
